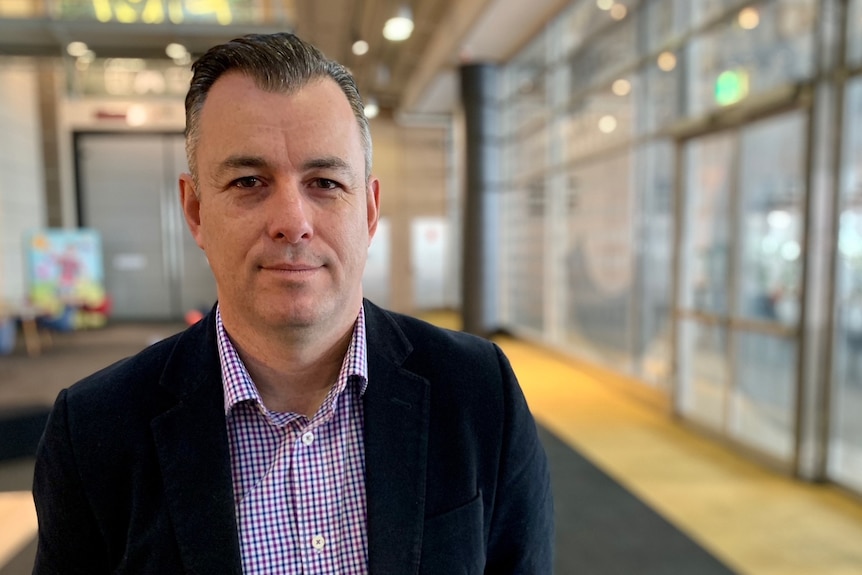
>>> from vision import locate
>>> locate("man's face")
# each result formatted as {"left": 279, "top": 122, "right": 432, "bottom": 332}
{"left": 180, "top": 72, "right": 379, "bottom": 336}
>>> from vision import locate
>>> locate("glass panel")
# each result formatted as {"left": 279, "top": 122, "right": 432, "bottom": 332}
{"left": 850, "top": 0, "right": 862, "bottom": 67}
{"left": 678, "top": 319, "right": 728, "bottom": 430}
{"left": 686, "top": 0, "right": 817, "bottom": 118}
{"left": 730, "top": 332, "right": 797, "bottom": 460}
{"left": 829, "top": 77, "right": 862, "bottom": 491}
{"left": 735, "top": 112, "right": 806, "bottom": 325}
{"left": 564, "top": 152, "right": 635, "bottom": 367}
{"left": 689, "top": 0, "right": 742, "bottom": 30}
{"left": 681, "top": 133, "right": 734, "bottom": 315}
{"left": 505, "top": 32, "right": 546, "bottom": 93}
{"left": 635, "top": 141, "right": 675, "bottom": 388}
{"left": 560, "top": 0, "right": 642, "bottom": 58}
{"left": 504, "top": 180, "right": 546, "bottom": 331}
{"left": 562, "top": 74, "right": 635, "bottom": 163}
{"left": 640, "top": 50, "right": 682, "bottom": 135}
{"left": 568, "top": 17, "right": 637, "bottom": 95}
{"left": 645, "top": 0, "right": 691, "bottom": 52}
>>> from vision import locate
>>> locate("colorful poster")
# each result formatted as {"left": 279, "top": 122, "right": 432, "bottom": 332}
{"left": 26, "top": 229, "right": 106, "bottom": 320}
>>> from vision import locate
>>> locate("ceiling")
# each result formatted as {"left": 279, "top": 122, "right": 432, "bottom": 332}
{"left": 0, "top": 0, "right": 570, "bottom": 116}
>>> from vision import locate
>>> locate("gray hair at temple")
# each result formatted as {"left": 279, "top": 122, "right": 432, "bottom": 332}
{"left": 184, "top": 32, "right": 372, "bottom": 184}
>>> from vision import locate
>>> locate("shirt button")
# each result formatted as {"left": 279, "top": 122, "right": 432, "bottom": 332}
{"left": 302, "top": 431, "right": 315, "bottom": 445}
{"left": 311, "top": 534, "right": 325, "bottom": 551}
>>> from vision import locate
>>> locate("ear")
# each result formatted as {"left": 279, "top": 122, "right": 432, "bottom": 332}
{"left": 366, "top": 177, "right": 380, "bottom": 245}
{"left": 179, "top": 173, "right": 205, "bottom": 250}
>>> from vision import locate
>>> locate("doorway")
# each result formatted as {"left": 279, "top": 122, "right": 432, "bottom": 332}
{"left": 675, "top": 110, "right": 807, "bottom": 465}
{"left": 76, "top": 133, "right": 216, "bottom": 321}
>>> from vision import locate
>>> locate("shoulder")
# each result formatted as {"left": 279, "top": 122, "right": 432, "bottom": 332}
{"left": 64, "top": 330, "right": 181, "bottom": 407}
{"left": 366, "top": 303, "right": 504, "bottom": 374}
{"left": 61, "top": 316, "right": 215, "bottom": 421}
{"left": 363, "top": 302, "right": 516, "bottom": 419}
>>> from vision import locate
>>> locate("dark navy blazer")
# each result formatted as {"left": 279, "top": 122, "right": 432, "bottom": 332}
{"left": 32, "top": 300, "right": 554, "bottom": 574}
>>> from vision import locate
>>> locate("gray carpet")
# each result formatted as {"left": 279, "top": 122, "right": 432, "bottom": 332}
{"left": 539, "top": 425, "right": 737, "bottom": 574}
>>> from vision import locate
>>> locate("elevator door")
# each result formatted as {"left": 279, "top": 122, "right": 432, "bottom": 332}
{"left": 77, "top": 133, "right": 217, "bottom": 320}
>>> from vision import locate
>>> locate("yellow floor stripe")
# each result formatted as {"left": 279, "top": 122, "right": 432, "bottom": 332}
{"left": 493, "top": 335, "right": 862, "bottom": 575}
{"left": 0, "top": 491, "right": 37, "bottom": 567}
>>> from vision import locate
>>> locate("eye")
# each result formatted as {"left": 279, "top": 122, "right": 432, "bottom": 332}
{"left": 231, "top": 176, "right": 264, "bottom": 188}
{"left": 312, "top": 178, "right": 340, "bottom": 190}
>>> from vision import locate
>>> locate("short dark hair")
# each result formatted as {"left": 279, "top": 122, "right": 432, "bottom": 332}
{"left": 184, "top": 33, "right": 372, "bottom": 181}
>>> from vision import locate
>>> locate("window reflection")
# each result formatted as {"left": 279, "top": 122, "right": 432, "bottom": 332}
{"left": 678, "top": 319, "right": 727, "bottom": 430}
{"left": 681, "top": 133, "right": 734, "bottom": 315}
{"left": 736, "top": 112, "right": 806, "bottom": 325}
{"left": 731, "top": 332, "right": 796, "bottom": 460}
{"left": 830, "top": 76, "right": 862, "bottom": 490}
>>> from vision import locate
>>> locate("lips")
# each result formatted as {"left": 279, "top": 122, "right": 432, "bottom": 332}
{"left": 260, "top": 263, "right": 320, "bottom": 272}
{"left": 259, "top": 262, "right": 323, "bottom": 274}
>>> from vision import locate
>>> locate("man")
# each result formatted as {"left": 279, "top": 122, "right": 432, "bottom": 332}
{"left": 32, "top": 33, "right": 553, "bottom": 574}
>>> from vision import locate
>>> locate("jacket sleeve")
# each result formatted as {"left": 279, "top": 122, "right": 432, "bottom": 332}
{"left": 485, "top": 344, "right": 555, "bottom": 574}
{"left": 32, "top": 389, "right": 111, "bottom": 575}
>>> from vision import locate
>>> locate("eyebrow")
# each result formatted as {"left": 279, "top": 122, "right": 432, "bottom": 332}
{"left": 214, "top": 155, "right": 269, "bottom": 179}
{"left": 302, "top": 156, "right": 355, "bottom": 178}
{"left": 214, "top": 155, "right": 356, "bottom": 178}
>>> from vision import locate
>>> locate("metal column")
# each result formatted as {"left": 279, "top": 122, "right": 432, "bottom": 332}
{"left": 459, "top": 63, "right": 500, "bottom": 337}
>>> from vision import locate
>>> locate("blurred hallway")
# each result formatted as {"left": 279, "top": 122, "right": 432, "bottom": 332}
{"left": 2, "top": 314, "right": 862, "bottom": 573}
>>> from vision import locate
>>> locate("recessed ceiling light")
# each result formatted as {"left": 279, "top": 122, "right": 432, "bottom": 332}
{"left": 67, "top": 41, "right": 89, "bottom": 58}
{"left": 352, "top": 40, "right": 369, "bottom": 56}
{"left": 364, "top": 97, "right": 379, "bottom": 119}
{"left": 165, "top": 43, "right": 187, "bottom": 59}
{"left": 383, "top": 6, "right": 414, "bottom": 41}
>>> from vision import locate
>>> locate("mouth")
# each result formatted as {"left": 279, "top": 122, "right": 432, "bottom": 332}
{"left": 260, "top": 263, "right": 320, "bottom": 272}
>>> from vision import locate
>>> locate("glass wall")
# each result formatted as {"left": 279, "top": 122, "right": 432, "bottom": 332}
{"left": 849, "top": 0, "right": 862, "bottom": 67}
{"left": 729, "top": 112, "right": 806, "bottom": 461}
{"left": 829, "top": 77, "right": 862, "bottom": 492}
{"left": 498, "top": 0, "right": 859, "bottom": 485}
{"left": 500, "top": 34, "right": 549, "bottom": 333}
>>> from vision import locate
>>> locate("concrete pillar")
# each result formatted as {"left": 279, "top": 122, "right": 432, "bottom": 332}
{"left": 459, "top": 63, "right": 499, "bottom": 337}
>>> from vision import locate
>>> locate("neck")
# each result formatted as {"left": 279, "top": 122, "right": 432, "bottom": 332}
{"left": 221, "top": 309, "right": 357, "bottom": 416}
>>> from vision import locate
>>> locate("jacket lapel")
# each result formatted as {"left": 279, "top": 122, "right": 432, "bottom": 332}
{"left": 363, "top": 301, "right": 430, "bottom": 575}
{"left": 150, "top": 313, "right": 243, "bottom": 574}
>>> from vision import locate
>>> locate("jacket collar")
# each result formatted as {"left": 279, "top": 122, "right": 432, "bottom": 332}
{"left": 151, "top": 310, "right": 243, "bottom": 574}
{"left": 362, "top": 300, "right": 431, "bottom": 574}
{"left": 150, "top": 302, "right": 431, "bottom": 574}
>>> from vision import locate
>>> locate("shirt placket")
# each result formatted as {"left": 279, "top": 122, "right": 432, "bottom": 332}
{"left": 290, "top": 417, "right": 339, "bottom": 574}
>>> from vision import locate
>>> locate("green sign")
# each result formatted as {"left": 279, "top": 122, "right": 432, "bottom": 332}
{"left": 715, "top": 69, "right": 750, "bottom": 106}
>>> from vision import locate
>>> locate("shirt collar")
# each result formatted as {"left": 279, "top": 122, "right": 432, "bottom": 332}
{"left": 217, "top": 304, "right": 369, "bottom": 417}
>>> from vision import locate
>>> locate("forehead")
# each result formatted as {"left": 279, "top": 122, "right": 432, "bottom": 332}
{"left": 196, "top": 72, "right": 362, "bottom": 157}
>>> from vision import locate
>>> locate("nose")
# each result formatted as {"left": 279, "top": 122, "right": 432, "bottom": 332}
{"left": 268, "top": 182, "right": 313, "bottom": 243}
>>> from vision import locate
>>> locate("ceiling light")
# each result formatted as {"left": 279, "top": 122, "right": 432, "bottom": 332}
{"left": 364, "top": 97, "right": 379, "bottom": 119}
{"left": 611, "top": 78, "right": 631, "bottom": 96}
{"left": 609, "top": 4, "right": 627, "bottom": 20}
{"left": 352, "top": 39, "right": 369, "bottom": 56}
{"left": 598, "top": 115, "right": 617, "bottom": 133}
{"left": 657, "top": 51, "right": 677, "bottom": 72}
{"left": 165, "top": 43, "right": 187, "bottom": 60}
{"left": 738, "top": 7, "right": 760, "bottom": 30}
{"left": 597, "top": 0, "right": 614, "bottom": 10}
{"left": 126, "top": 105, "right": 148, "bottom": 127}
{"left": 67, "top": 41, "right": 89, "bottom": 57}
{"left": 383, "top": 5, "right": 414, "bottom": 41}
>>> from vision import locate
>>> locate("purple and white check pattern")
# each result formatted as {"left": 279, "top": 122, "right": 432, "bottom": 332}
{"left": 217, "top": 306, "right": 369, "bottom": 574}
